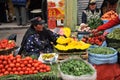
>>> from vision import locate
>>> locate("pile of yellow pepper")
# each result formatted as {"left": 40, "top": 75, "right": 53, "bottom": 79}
{"left": 55, "top": 36, "right": 91, "bottom": 51}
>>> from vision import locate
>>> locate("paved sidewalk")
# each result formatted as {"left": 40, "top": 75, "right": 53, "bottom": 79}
{"left": 0, "top": 22, "right": 30, "bottom": 30}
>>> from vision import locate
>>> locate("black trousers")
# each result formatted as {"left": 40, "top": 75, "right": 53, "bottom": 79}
{"left": 0, "top": 3, "right": 7, "bottom": 23}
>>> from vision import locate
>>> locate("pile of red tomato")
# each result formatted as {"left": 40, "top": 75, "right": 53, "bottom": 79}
{"left": 0, "top": 54, "right": 51, "bottom": 77}
{"left": 81, "top": 32, "right": 106, "bottom": 46}
{"left": 0, "top": 39, "right": 16, "bottom": 50}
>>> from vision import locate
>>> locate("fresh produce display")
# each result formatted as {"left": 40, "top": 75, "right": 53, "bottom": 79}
{"left": 59, "top": 59, "right": 95, "bottom": 76}
{"left": 107, "top": 28, "right": 120, "bottom": 40}
{"left": 106, "top": 28, "right": 120, "bottom": 49}
{"left": 0, "top": 39, "right": 16, "bottom": 50}
{"left": 0, "top": 54, "right": 51, "bottom": 77}
{"left": 55, "top": 37, "right": 91, "bottom": 51}
{"left": 58, "top": 27, "right": 71, "bottom": 38}
{"left": 87, "top": 16, "right": 103, "bottom": 29}
{"left": 88, "top": 47, "right": 115, "bottom": 55}
{"left": 101, "top": 10, "right": 118, "bottom": 20}
{"left": 81, "top": 32, "right": 105, "bottom": 46}
{"left": 56, "top": 36, "right": 72, "bottom": 44}
{"left": 77, "top": 23, "right": 91, "bottom": 32}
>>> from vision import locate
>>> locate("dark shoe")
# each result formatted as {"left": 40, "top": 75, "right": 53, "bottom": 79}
{"left": 0, "top": 23, "right": 2, "bottom": 25}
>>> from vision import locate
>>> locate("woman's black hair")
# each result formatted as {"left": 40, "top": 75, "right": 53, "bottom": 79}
{"left": 29, "top": 17, "right": 45, "bottom": 29}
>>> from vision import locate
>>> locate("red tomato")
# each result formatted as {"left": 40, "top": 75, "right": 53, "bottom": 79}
{"left": 14, "top": 71, "right": 19, "bottom": 75}
{"left": 31, "top": 67, "right": 35, "bottom": 71}
{"left": 3, "top": 61, "right": 8, "bottom": 65}
{"left": 20, "top": 64, "right": 25, "bottom": 67}
{"left": 16, "top": 55, "right": 21, "bottom": 58}
{"left": 23, "top": 60, "right": 28, "bottom": 65}
{"left": 9, "top": 72, "right": 14, "bottom": 74}
{"left": 13, "top": 60, "right": 17, "bottom": 64}
{"left": 12, "top": 67, "right": 17, "bottom": 71}
{"left": 0, "top": 64, "right": 4, "bottom": 68}
{"left": 4, "top": 71, "right": 9, "bottom": 75}
{"left": 27, "top": 64, "right": 32, "bottom": 67}
{"left": 29, "top": 70, "right": 33, "bottom": 74}
{"left": 0, "top": 73, "right": 4, "bottom": 77}
{"left": 24, "top": 71, "right": 29, "bottom": 75}
{"left": 46, "top": 66, "right": 51, "bottom": 72}
{"left": 19, "top": 71, "right": 24, "bottom": 75}
{"left": 5, "top": 65, "right": 9, "bottom": 69}
{"left": 10, "top": 63, "right": 15, "bottom": 67}
{"left": 33, "top": 70, "right": 38, "bottom": 74}
{"left": 16, "top": 63, "right": 20, "bottom": 67}
{"left": 28, "top": 59, "right": 33, "bottom": 64}
{"left": 16, "top": 58, "right": 21, "bottom": 63}
{"left": 1, "top": 69, "right": 6, "bottom": 73}
{"left": 17, "top": 67, "right": 21, "bottom": 71}
{"left": 7, "top": 67, "right": 12, "bottom": 72}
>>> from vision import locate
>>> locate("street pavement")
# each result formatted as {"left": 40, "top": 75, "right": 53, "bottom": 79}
{"left": 0, "top": 22, "right": 29, "bottom": 47}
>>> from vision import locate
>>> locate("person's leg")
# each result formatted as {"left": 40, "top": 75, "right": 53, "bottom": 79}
{"left": 20, "top": 6, "right": 27, "bottom": 26}
{"left": 14, "top": 6, "right": 21, "bottom": 25}
{"left": 0, "top": 3, "right": 2, "bottom": 24}
{"left": 0, "top": 3, "right": 7, "bottom": 23}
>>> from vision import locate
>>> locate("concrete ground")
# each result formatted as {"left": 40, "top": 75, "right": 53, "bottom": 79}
{"left": 0, "top": 22, "right": 29, "bottom": 47}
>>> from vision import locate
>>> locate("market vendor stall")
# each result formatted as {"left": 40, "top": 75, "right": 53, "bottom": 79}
{"left": 1, "top": 26, "right": 120, "bottom": 80}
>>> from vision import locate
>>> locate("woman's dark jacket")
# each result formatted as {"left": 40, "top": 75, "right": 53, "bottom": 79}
{"left": 18, "top": 27, "right": 59, "bottom": 56}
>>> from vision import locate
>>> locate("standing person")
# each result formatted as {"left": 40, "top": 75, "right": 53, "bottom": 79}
{"left": 93, "top": 0, "right": 120, "bottom": 33}
{"left": 81, "top": 0, "right": 102, "bottom": 24}
{"left": 41, "top": 0, "right": 47, "bottom": 23}
{"left": 12, "top": 0, "right": 29, "bottom": 26}
{"left": 0, "top": 0, "right": 8, "bottom": 25}
{"left": 18, "top": 17, "right": 60, "bottom": 57}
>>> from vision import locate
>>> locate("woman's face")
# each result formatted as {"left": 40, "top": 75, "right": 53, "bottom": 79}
{"left": 34, "top": 24, "right": 44, "bottom": 32}
{"left": 89, "top": 4, "right": 96, "bottom": 10}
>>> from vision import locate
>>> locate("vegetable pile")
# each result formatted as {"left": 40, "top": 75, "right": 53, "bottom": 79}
{"left": 107, "top": 28, "right": 120, "bottom": 40}
{"left": 0, "top": 39, "right": 16, "bottom": 50}
{"left": 106, "top": 28, "right": 120, "bottom": 49}
{"left": 81, "top": 32, "right": 105, "bottom": 46}
{"left": 88, "top": 47, "right": 115, "bottom": 55}
{"left": 77, "top": 23, "right": 91, "bottom": 32}
{"left": 101, "top": 10, "right": 118, "bottom": 20}
{"left": 0, "top": 54, "right": 51, "bottom": 77}
{"left": 60, "top": 59, "right": 94, "bottom": 76}
{"left": 87, "top": 16, "right": 103, "bottom": 29}
{"left": 55, "top": 36, "right": 91, "bottom": 51}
